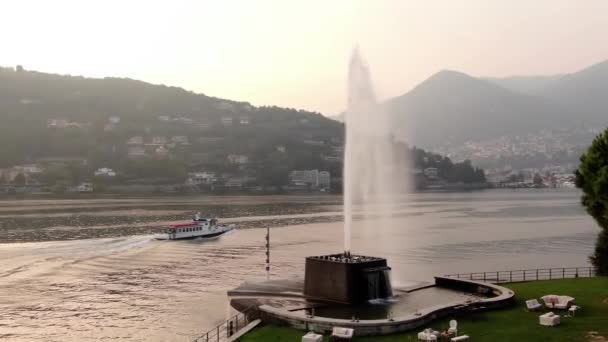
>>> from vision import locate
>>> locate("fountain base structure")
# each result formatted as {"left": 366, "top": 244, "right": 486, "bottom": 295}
{"left": 304, "top": 253, "right": 392, "bottom": 304}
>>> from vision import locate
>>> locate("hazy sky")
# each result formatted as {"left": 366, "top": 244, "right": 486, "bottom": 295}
{"left": 3, "top": 0, "right": 608, "bottom": 114}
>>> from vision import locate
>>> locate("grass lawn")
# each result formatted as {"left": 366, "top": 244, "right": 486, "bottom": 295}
{"left": 239, "top": 277, "right": 608, "bottom": 342}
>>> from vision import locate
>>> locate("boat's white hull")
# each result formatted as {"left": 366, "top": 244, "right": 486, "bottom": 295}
{"left": 155, "top": 224, "right": 235, "bottom": 240}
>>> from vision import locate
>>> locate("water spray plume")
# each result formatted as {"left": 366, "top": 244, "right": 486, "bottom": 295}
{"left": 343, "top": 48, "right": 410, "bottom": 254}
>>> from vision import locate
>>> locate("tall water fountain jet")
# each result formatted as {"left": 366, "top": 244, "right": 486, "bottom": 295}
{"left": 343, "top": 48, "right": 410, "bottom": 254}
{"left": 303, "top": 49, "right": 409, "bottom": 304}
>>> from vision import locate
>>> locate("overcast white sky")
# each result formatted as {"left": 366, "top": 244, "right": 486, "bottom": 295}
{"left": 3, "top": 0, "right": 608, "bottom": 114}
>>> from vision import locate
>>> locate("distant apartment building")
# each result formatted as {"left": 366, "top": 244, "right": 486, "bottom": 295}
{"left": 227, "top": 154, "right": 249, "bottom": 165}
{"left": 303, "top": 139, "right": 324, "bottom": 146}
{"left": 239, "top": 116, "right": 250, "bottom": 125}
{"left": 423, "top": 167, "right": 439, "bottom": 180}
{"left": 318, "top": 171, "right": 331, "bottom": 189}
{"left": 94, "top": 168, "right": 116, "bottom": 177}
{"left": 289, "top": 169, "right": 326, "bottom": 188}
{"left": 15, "top": 164, "right": 43, "bottom": 174}
{"left": 108, "top": 116, "right": 121, "bottom": 124}
{"left": 186, "top": 171, "right": 217, "bottom": 185}
{"left": 224, "top": 175, "right": 256, "bottom": 189}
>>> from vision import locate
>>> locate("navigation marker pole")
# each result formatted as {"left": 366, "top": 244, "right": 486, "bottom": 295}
{"left": 265, "top": 225, "right": 270, "bottom": 280}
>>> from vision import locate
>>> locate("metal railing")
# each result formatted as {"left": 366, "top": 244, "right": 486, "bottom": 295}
{"left": 193, "top": 306, "right": 258, "bottom": 342}
{"left": 445, "top": 266, "right": 596, "bottom": 284}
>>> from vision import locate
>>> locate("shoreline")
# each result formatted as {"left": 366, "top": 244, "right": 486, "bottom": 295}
{"left": 0, "top": 186, "right": 580, "bottom": 200}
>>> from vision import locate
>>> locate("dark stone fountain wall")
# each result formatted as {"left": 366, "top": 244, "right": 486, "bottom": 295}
{"left": 304, "top": 254, "right": 392, "bottom": 304}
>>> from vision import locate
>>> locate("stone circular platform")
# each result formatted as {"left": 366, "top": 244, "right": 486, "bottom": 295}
{"left": 229, "top": 276, "right": 515, "bottom": 336}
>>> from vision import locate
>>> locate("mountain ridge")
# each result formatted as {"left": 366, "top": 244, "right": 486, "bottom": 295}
{"left": 386, "top": 59, "right": 608, "bottom": 149}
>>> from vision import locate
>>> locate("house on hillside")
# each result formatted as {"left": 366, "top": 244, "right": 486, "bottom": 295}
{"left": 14, "top": 164, "right": 43, "bottom": 174}
{"left": 171, "top": 136, "right": 189, "bottom": 144}
{"left": 423, "top": 168, "right": 439, "bottom": 180}
{"left": 0, "top": 164, "right": 44, "bottom": 185}
{"left": 303, "top": 139, "right": 324, "bottom": 146}
{"left": 221, "top": 116, "right": 233, "bottom": 126}
{"left": 47, "top": 119, "right": 69, "bottom": 128}
{"left": 217, "top": 102, "right": 235, "bottom": 112}
{"left": 94, "top": 168, "right": 116, "bottom": 177}
{"left": 68, "top": 182, "right": 94, "bottom": 193}
{"left": 151, "top": 136, "right": 167, "bottom": 145}
{"left": 188, "top": 153, "right": 212, "bottom": 166}
{"left": 127, "top": 136, "right": 144, "bottom": 145}
{"left": 239, "top": 116, "right": 250, "bottom": 125}
{"left": 47, "top": 119, "right": 86, "bottom": 129}
{"left": 197, "top": 137, "right": 225, "bottom": 144}
{"left": 175, "top": 116, "right": 194, "bottom": 124}
{"left": 128, "top": 146, "right": 147, "bottom": 158}
{"left": 322, "top": 155, "right": 341, "bottom": 162}
{"left": 37, "top": 157, "right": 88, "bottom": 167}
{"left": 155, "top": 146, "right": 170, "bottom": 158}
{"left": 196, "top": 122, "right": 211, "bottom": 129}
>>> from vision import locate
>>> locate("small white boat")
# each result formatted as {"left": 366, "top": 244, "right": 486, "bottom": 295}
{"left": 155, "top": 213, "right": 236, "bottom": 240}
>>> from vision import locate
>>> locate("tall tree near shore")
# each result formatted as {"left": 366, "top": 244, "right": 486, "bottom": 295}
{"left": 576, "top": 128, "right": 608, "bottom": 275}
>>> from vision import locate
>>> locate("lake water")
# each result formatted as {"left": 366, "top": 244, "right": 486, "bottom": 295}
{"left": 0, "top": 190, "right": 597, "bottom": 341}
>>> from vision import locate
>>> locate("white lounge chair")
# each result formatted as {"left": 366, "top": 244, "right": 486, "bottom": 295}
{"left": 526, "top": 299, "right": 542, "bottom": 311}
{"left": 568, "top": 305, "right": 581, "bottom": 317}
{"left": 331, "top": 327, "right": 353, "bottom": 341}
{"left": 451, "top": 336, "right": 470, "bottom": 342}
{"left": 539, "top": 312, "right": 560, "bottom": 326}
{"left": 447, "top": 320, "right": 458, "bottom": 336}
{"left": 541, "top": 295, "right": 575, "bottom": 309}
{"left": 302, "top": 331, "right": 323, "bottom": 342}
{"left": 417, "top": 328, "right": 439, "bottom": 341}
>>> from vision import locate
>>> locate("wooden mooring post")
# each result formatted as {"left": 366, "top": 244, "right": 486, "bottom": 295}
{"left": 265, "top": 226, "right": 270, "bottom": 280}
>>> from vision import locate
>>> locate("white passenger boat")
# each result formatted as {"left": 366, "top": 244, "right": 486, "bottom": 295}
{"left": 155, "top": 214, "right": 236, "bottom": 240}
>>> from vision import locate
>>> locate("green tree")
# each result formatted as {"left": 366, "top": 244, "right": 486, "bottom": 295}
{"left": 575, "top": 129, "right": 608, "bottom": 275}
{"left": 41, "top": 165, "right": 71, "bottom": 185}
{"left": 533, "top": 173, "right": 544, "bottom": 187}
{"left": 13, "top": 173, "right": 26, "bottom": 186}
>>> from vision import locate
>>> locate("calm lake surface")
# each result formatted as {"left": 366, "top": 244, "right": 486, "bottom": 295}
{"left": 0, "top": 190, "right": 597, "bottom": 341}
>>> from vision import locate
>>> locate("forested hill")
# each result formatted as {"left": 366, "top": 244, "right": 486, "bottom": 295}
{"left": 0, "top": 66, "right": 342, "bottom": 167}
{"left": 0, "top": 66, "right": 485, "bottom": 190}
